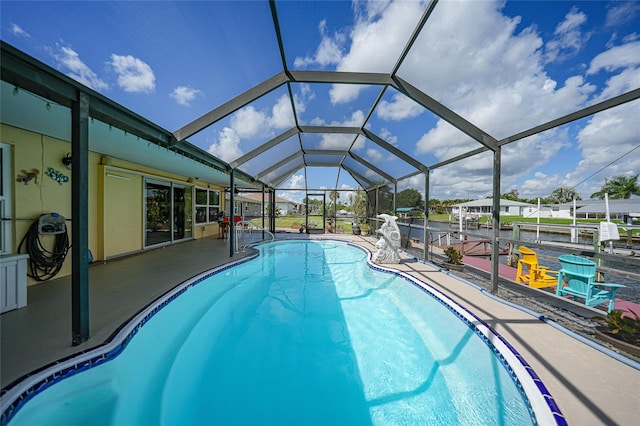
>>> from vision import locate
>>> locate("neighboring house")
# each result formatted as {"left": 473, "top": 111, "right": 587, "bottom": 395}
{"left": 396, "top": 207, "right": 423, "bottom": 218}
{"left": 451, "top": 199, "right": 535, "bottom": 217}
{"left": 576, "top": 199, "right": 640, "bottom": 221}
{"left": 240, "top": 193, "right": 303, "bottom": 216}
{"left": 228, "top": 193, "right": 263, "bottom": 218}
{"left": 452, "top": 199, "right": 640, "bottom": 221}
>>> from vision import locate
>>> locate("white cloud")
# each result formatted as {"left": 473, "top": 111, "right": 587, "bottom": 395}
{"left": 10, "top": 23, "right": 30, "bottom": 38}
{"left": 230, "top": 106, "right": 267, "bottom": 139}
{"left": 109, "top": 54, "right": 155, "bottom": 93}
{"left": 329, "top": 1, "right": 425, "bottom": 104}
{"left": 573, "top": 101, "right": 640, "bottom": 194}
{"left": 293, "top": 19, "right": 345, "bottom": 68}
{"left": 377, "top": 128, "right": 397, "bottom": 145}
{"left": 207, "top": 127, "right": 243, "bottom": 162}
{"left": 605, "top": 1, "right": 640, "bottom": 27}
{"left": 269, "top": 94, "right": 296, "bottom": 129}
{"left": 319, "top": 110, "right": 365, "bottom": 149}
{"left": 376, "top": 94, "right": 423, "bottom": 121}
{"left": 170, "top": 86, "right": 201, "bottom": 106}
{"left": 544, "top": 7, "right": 590, "bottom": 63}
{"left": 54, "top": 45, "right": 108, "bottom": 91}
{"left": 587, "top": 41, "right": 640, "bottom": 75}
{"left": 366, "top": 148, "right": 383, "bottom": 162}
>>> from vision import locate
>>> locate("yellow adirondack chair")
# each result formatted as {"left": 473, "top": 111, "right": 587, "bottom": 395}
{"left": 515, "top": 246, "right": 558, "bottom": 288}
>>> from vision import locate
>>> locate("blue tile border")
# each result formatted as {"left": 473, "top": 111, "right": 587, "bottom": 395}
{"left": 0, "top": 253, "right": 259, "bottom": 426}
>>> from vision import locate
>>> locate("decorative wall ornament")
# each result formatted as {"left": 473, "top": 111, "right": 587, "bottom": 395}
{"left": 45, "top": 167, "right": 69, "bottom": 185}
{"left": 16, "top": 169, "right": 40, "bottom": 185}
{"left": 373, "top": 214, "right": 402, "bottom": 264}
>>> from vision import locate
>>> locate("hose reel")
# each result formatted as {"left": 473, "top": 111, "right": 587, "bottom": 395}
{"left": 18, "top": 213, "right": 71, "bottom": 281}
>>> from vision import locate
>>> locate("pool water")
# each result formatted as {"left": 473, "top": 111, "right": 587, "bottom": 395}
{"left": 7, "top": 240, "right": 551, "bottom": 425}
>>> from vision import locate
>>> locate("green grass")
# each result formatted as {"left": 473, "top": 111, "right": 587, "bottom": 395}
{"left": 274, "top": 215, "right": 356, "bottom": 232}
{"left": 268, "top": 214, "right": 637, "bottom": 236}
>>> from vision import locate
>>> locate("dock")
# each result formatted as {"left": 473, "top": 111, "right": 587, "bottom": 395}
{"left": 433, "top": 239, "right": 510, "bottom": 257}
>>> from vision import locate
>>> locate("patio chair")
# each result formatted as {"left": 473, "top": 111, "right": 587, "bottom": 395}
{"left": 515, "top": 246, "right": 558, "bottom": 288}
{"left": 556, "top": 254, "right": 625, "bottom": 313}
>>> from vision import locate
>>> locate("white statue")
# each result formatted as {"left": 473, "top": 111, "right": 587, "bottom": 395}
{"left": 373, "top": 214, "right": 401, "bottom": 264}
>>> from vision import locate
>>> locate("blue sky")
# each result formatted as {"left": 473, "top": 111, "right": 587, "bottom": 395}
{"left": 2, "top": 0, "right": 639, "bottom": 204}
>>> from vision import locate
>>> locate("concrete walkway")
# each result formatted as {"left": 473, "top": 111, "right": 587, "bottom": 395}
{"left": 2, "top": 234, "right": 639, "bottom": 424}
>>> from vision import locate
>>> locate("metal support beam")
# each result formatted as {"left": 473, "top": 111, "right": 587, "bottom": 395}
{"left": 392, "top": 76, "right": 499, "bottom": 151}
{"left": 173, "top": 72, "right": 289, "bottom": 141}
{"left": 230, "top": 127, "right": 298, "bottom": 168}
{"left": 270, "top": 191, "right": 276, "bottom": 232}
{"left": 349, "top": 152, "right": 396, "bottom": 183}
{"left": 362, "top": 128, "right": 429, "bottom": 173}
{"left": 71, "top": 91, "right": 90, "bottom": 345}
{"left": 424, "top": 172, "right": 429, "bottom": 261}
{"left": 375, "top": 187, "right": 379, "bottom": 225}
{"left": 342, "top": 164, "right": 375, "bottom": 188}
{"left": 393, "top": 182, "right": 397, "bottom": 213}
{"left": 256, "top": 152, "right": 302, "bottom": 180}
{"left": 490, "top": 148, "right": 501, "bottom": 294}
{"left": 289, "top": 70, "right": 392, "bottom": 86}
{"left": 499, "top": 88, "right": 640, "bottom": 147}
{"left": 229, "top": 171, "right": 235, "bottom": 257}
{"left": 261, "top": 185, "right": 266, "bottom": 233}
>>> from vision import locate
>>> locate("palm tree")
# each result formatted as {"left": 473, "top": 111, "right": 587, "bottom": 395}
{"left": 328, "top": 190, "right": 339, "bottom": 216}
{"left": 548, "top": 186, "right": 582, "bottom": 203}
{"left": 590, "top": 174, "right": 640, "bottom": 199}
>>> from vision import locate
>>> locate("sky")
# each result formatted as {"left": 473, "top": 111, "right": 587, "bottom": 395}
{"left": 2, "top": 0, "right": 639, "bottom": 204}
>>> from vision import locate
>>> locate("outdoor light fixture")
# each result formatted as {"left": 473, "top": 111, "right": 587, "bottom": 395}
{"left": 46, "top": 102, "right": 51, "bottom": 111}
{"left": 13, "top": 86, "right": 18, "bottom": 96}
{"left": 62, "top": 153, "right": 72, "bottom": 170}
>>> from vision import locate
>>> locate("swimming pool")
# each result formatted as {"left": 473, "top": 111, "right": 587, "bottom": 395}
{"left": 1, "top": 240, "right": 564, "bottom": 425}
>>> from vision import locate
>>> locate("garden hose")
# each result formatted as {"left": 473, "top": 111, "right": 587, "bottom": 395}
{"left": 18, "top": 216, "right": 71, "bottom": 281}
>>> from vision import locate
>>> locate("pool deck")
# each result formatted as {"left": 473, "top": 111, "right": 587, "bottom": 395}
{"left": 2, "top": 234, "right": 639, "bottom": 424}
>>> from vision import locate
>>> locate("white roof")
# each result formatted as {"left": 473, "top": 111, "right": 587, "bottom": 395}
{"left": 453, "top": 199, "right": 534, "bottom": 208}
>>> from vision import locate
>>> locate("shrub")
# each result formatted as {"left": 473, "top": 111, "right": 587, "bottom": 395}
{"left": 444, "top": 246, "right": 463, "bottom": 265}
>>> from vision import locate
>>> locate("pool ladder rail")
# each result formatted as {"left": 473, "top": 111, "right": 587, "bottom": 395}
{"left": 234, "top": 220, "right": 275, "bottom": 252}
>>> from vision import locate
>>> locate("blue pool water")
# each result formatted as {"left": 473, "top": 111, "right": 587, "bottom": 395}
{"left": 4, "top": 240, "right": 561, "bottom": 425}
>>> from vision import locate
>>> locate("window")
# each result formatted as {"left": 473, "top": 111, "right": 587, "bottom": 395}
{"left": 195, "top": 188, "right": 220, "bottom": 224}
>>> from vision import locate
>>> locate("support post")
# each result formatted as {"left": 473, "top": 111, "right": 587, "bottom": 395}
{"left": 270, "top": 191, "right": 276, "bottom": 233}
{"left": 71, "top": 91, "right": 90, "bottom": 345}
{"left": 229, "top": 170, "right": 235, "bottom": 257}
{"left": 490, "top": 148, "right": 501, "bottom": 294}
{"left": 423, "top": 172, "right": 429, "bottom": 261}
{"left": 393, "top": 182, "right": 397, "bottom": 214}
{"left": 261, "top": 185, "right": 266, "bottom": 237}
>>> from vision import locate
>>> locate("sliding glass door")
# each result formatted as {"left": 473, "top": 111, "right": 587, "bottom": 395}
{"left": 173, "top": 185, "right": 192, "bottom": 241}
{"left": 145, "top": 180, "right": 193, "bottom": 247}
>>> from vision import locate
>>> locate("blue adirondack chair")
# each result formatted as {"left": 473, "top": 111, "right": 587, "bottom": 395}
{"left": 556, "top": 254, "right": 625, "bottom": 313}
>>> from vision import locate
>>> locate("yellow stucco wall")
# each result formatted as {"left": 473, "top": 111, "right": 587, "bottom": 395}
{"left": 2, "top": 124, "right": 225, "bottom": 285}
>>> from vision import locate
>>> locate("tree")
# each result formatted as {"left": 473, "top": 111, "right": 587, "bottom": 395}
{"left": 265, "top": 204, "right": 281, "bottom": 217}
{"left": 547, "top": 187, "right": 582, "bottom": 203}
{"left": 590, "top": 174, "right": 640, "bottom": 199}
{"left": 328, "top": 190, "right": 339, "bottom": 215}
{"left": 351, "top": 190, "right": 367, "bottom": 222}
{"left": 500, "top": 189, "right": 520, "bottom": 201}
{"left": 397, "top": 188, "right": 423, "bottom": 208}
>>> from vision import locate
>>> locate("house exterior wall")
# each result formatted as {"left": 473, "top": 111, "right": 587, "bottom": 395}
{"left": 2, "top": 124, "right": 224, "bottom": 285}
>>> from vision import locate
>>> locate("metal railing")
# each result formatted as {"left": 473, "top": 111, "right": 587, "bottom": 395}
{"left": 235, "top": 220, "right": 274, "bottom": 252}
